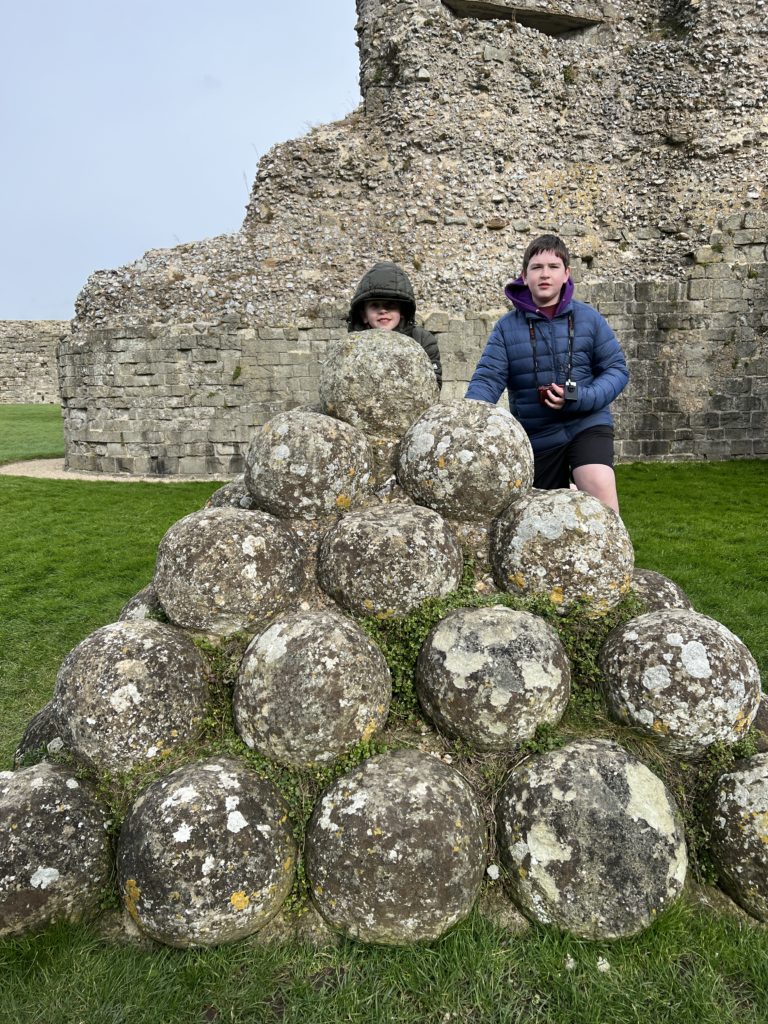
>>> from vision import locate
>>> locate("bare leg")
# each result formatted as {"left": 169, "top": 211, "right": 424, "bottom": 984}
{"left": 572, "top": 463, "right": 620, "bottom": 515}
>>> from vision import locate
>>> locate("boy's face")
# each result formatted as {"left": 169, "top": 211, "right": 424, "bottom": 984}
{"left": 363, "top": 300, "right": 402, "bottom": 331}
{"left": 522, "top": 250, "right": 570, "bottom": 309}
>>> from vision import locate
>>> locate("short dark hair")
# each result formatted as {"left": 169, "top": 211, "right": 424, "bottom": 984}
{"left": 522, "top": 234, "right": 570, "bottom": 273}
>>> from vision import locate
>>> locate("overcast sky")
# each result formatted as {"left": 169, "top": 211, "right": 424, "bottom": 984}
{"left": 1, "top": 1, "right": 360, "bottom": 321}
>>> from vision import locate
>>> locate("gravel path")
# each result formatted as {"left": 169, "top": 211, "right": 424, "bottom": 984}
{"left": 0, "top": 458, "right": 225, "bottom": 484}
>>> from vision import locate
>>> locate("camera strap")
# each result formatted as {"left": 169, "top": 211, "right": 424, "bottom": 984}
{"left": 528, "top": 314, "right": 575, "bottom": 386}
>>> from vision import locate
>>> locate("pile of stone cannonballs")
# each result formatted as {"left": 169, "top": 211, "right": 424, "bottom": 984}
{"left": 3, "top": 330, "right": 765, "bottom": 947}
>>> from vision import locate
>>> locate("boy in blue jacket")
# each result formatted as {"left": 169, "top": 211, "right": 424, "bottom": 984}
{"left": 465, "top": 234, "right": 628, "bottom": 513}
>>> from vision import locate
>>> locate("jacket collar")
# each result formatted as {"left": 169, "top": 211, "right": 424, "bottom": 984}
{"left": 504, "top": 275, "right": 575, "bottom": 317}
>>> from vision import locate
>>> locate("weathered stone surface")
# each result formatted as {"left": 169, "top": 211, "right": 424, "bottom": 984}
{"left": 117, "top": 757, "right": 296, "bottom": 948}
{"left": 319, "top": 330, "right": 439, "bottom": 435}
{"left": 244, "top": 408, "right": 373, "bottom": 519}
{"left": 153, "top": 507, "right": 306, "bottom": 635}
{"left": 119, "top": 583, "right": 163, "bottom": 622}
{"left": 233, "top": 610, "right": 391, "bottom": 767}
{"left": 753, "top": 694, "right": 768, "bottom": 754}
{"left": 708, "top": 753, "right": 768, "bottom": 922}
{"left": 397, "top": 399, "right": 534, "bottom": 521}
{"left": 599, "top": 609, "right": 761, "bottom": 757}
{"left": 631, "top": 568, "right": 693, "bottom": 612}
{"left": 13, "top": 702, "right": 65, "bottom": 769}
{"left": 52, "top": 620, "right": 210, "bottom": 774}
{"left": 496, "top": 739, "right": 687, "bottom": 939}
{"left": 317, "top": 503, "right": 463, "bottom": 617}
{"left": 0, "top": 762, "right": 111, "bottom": 938}
{"left": 490, "top": 489, "right": 634, "bottom": 616}
{"left": 305, "top": 748, "right": 486, "bottom": 944}
{"left": 206, "top": 476, "right": 258, "bottom": 510}
{"left": 416, "top": 606, "right": 570, "bottom": 751}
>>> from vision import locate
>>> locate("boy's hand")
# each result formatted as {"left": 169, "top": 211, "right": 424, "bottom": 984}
{"left": 543, "top": 383, "right": 566, "bottom": 409}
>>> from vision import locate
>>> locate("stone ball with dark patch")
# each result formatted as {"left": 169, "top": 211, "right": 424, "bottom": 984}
{"left": 233, "top": 610, "right": 391, "bottom": 767}
{"left": 416, "top": 606, "right": 570, "bottom": 751}
{"left": 397, "top": 399, "right": 534, "bottom": 521}
{"left": 52, "top": 620, "right": 210, "bottom": 774}
{"left": 496, "top": 739, "right": 687, "bottom": 939}
{"left": 490, "top": 489, "right": 634, "bottom": 616}
{"left": 319, "top": 330, "right": 439, "bottom": 435}
{"left": 599, "top": 609, "right": 761, "bottom": 757}
{"left": 13, "top": 701, "right": 65, "bottom": 769}
{"left": 118, "top": 582, "right": 164, "bottom": 622}
{"left": 317, "top": 503, "right": 463, "bottom": 617}
{"left": 631, "top": 568, "right": 693, "bottom": 612}
{"left": 153, "top": 507, "right": 306, "bottom": 635}
{"left": 205, "top": 475, "right": 258, "bottom": 510}
{"left": 708, "top": 753, "right": 768, "bottom": 922}
{"left": 244, "top": 408, "right": 373, "bottom": 519}
{"left": 305, "top": 748, "right": 486, "bottom": 944}
{"left": 117, "top": 757, "right": 296, "bottom": 948}
{"left": 0, "top": 762, "right": 111, "bottom": 938}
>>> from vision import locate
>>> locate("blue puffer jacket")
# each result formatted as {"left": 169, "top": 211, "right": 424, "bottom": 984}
{"left": 466, "top": 278, "right": 629, "bottom": 454}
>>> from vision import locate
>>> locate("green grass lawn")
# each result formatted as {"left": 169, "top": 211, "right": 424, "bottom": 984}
{"left": 0, "top": 403, "right": 65, "bottom": 465}
{"left": 1, "top": 407, "right": 767, "bottom": 1024}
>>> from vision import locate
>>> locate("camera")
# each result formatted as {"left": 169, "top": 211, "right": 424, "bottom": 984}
{"left": 564, "top": 380, "right": 578, "bottom": 401}
{"left": 537, "top": 385, "right": 551, "bottom": 405}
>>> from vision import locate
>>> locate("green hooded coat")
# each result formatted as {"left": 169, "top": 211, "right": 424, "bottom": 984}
{"left": 347, "top": 262, "right": 442, "bottom": 388}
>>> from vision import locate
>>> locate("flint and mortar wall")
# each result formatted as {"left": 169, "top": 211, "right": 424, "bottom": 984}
{"left": 0, "top": 321, "right": 69, "bottom": 404}
{"left": 58, "top": 260, "right": 767, "bottom": 476}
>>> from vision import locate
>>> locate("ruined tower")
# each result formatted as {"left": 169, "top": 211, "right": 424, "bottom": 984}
{"left": 59, "top": 0, "right": 767, "bottom": 476}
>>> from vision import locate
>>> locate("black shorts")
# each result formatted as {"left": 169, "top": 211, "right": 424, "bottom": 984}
{"left": 533, "top": 426, "right": 615, "bottom": 491}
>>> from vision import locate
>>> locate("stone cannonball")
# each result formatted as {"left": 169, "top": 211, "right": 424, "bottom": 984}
{"left": 117, "top": 757, "right": 296, "bottom": 948}
{"left": 305, "top": 748, "right": 486, "bottom": 944}
{"left": 0, "top": 763, "right": 111, "bottom": 938}
{"left": 490, "top": 489, "right": 634, "bottom": 616}
{"left": 52, "top": 620, "right": 210, "bottom": 774}
{"left": 708, "top": 753, "right": 768, "bottom": 922}
{"left": 397, "top": 399, "right": 534, "bottom": 521}
{"left": 631, "top": 568, "right": 693, "bottom": 612}
{"left": 496, "top": 739, "right": 687, "bottom": 939}
{"left": 416, "top": 606, "right": 570, "bottom": 751}
{"left": 317, "top": 503, "right": 463, "bottom": 617}
{"left": 118, "top": 582, "right": 164, "bottom": 622}
{"left": 205, "top": 475, "right": 258, "bottom": 511}
{"left": 244, "top": 408, "right": 373, "bottom": 519}
{"left": 233, "top": 610, "right": 391, "bottom": 767}
{"left": 153, "top": 507, "right": 305, "bottom": 635}
{"left": 319, "top": 330, "right": 439, "bottom": 435}
{"left": 13, "top": 701, "right": 65, "bottom": 768}
{"left": 599, "top": 608, "right": 761, "bottom": 757}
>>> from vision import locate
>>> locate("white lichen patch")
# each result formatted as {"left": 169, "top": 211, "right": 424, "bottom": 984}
{"left": 30, "top": 867, "right": 61, "bottom": 889}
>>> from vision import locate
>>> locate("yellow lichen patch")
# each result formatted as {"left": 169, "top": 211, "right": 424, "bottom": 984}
{"left": 651, "top": 719, "right": 670, "bottom": 735}
{"left": 375, "top": 608, "right": 396, "bottom": 620}
{"left": 124, "top": 878, "right": 142, "bottom": 921}
{"left": 363, "top": 599, "right": 375, "bottom": 610}
{"left": 283, "top": 856, "right": 294, "bottom": 872}
{"left": 513, "top": 478, "right": 522, "bottom": 488}
{"left": 348, "top": 467, "right": 357, "bottom": 477}
{"left": 437, "top": 456, "right": 446, "bottom": 470}
{"left": 512, "top": 572, "right": 526, "bottom": 590}
{"left": 336, "top": 494, "right": 352, "bottom": 510}
{"left": 550, "top": 586, "right": 565, "bottom": 605}
{"left": 230, "top": 891, "right": 250, "bottom": 911}
{"left": 361, "top": 719, "right": 379, "bottom": 743}
{"left": 518, "top": 866, "right": 528, "bottom": 879}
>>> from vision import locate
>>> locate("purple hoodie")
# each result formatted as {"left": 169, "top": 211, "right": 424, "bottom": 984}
{"left": 504, "top": 275, "right": 575, "bottom": 318}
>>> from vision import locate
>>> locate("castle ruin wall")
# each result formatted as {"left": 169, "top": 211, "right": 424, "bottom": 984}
{"left": 0, "top": 321, "right": 69, "bottom": 405}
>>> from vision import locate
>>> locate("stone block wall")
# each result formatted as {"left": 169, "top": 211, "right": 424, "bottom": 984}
{"left": 58, "top": 263, "right": 767, "bottom": 476}
{"left": 0, "top": 321, "right": 69, "bottom": 404}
